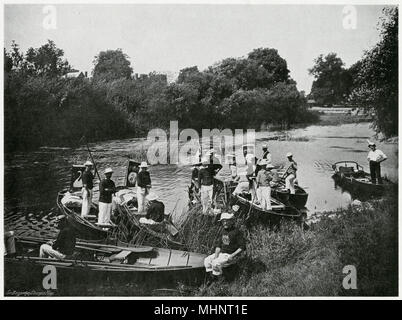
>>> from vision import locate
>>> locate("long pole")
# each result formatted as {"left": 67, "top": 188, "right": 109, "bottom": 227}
{"left": 85, "top": 138, "right": 101, "bottom": 181}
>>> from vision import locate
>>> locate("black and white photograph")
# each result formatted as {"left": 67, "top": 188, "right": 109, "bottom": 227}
{"left": 1, "top": 0, "right": 399, "bottom": 300}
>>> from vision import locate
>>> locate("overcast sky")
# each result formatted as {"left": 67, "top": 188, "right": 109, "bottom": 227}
{"left": 5, "top": 4, "right": 387, "bottom": 93}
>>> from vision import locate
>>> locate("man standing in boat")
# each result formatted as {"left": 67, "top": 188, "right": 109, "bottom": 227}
{"left": 137, "top": 162, "right": 152, "bottom": 214}
{"left": 40, "top": 215, "right": 76, "bottom": 259}
{"left": 98, "top": 168, "right": 116, "bottom": 226}
{"left": 198, "top": 157, "right": 214, "bottom": 215}
{"left": 367, "top": 142, "right": 387, "bottom": 184}
{"left": 262, "top": 144, "right": 272, "bottom": 164}
{"left": 204, "top": 212, "right": 246, "bottom": 279}
{"left": 256, "top": 160, "right": 273, "bottom": 210}
{"left": 284, "top": 152, "right": 297, "bottom": 194}
{"left": 81, "top": 161, "right": 94, "bottom": 217}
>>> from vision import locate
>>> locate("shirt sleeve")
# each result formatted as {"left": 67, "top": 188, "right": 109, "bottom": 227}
{"left": 380, "top": 150, "right": 387, "bottom": 159}
{"left": 236, "top": 230, "right": 246, "bottom": 251}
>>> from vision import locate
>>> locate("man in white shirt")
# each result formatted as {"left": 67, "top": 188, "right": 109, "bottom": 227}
{"left": 367, "top": 142, "right": 387, "bottom": 184}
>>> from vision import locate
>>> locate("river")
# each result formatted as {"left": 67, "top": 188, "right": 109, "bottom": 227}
{"left": 4, "top": 122, "right": 398, "bottom": 238}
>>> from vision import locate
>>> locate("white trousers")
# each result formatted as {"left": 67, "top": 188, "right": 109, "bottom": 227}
{"left": 285, "top": 174, "right": 296, "bottom": 194}
{"left": 257, "top": 186, "right": 272, "bottom": 210}
{"left": 98, "top": 201, "right": 113, "bottom": 224}
{"left": 81, "top": 188, "right": 93, "bottom": 217}
{"left": 204, "top": 253, "right": 231, "bottom": 276}
{"left": 137, "top": 187, "right": 150, "bottom": 214}
{"left": 200, "top": 185, "right": 213, "bottom": 214}
{"left": 39, "top": 244, "right": 66, "bottom": 259}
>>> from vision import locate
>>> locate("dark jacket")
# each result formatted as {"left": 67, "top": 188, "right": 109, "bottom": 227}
{"left": 99, "top": 178, "right": 116, "bottom": 203}
{"left": 146, "top": 200, "right": 165, "bottom": 222}
{"left": 215, "top": 227, "right": 246, "bottom": 254}
{"left": 53, "top": 227, "right": 76, "bottom": 256}
{"left": 137, "top": 170, "right": 151, "bottom": 188}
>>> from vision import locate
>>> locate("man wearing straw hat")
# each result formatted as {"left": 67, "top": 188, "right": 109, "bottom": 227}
{"left": 204, "top": 211, "right": 246, "bottom": 279}
{"left": 98, "top": 167, "right": 116, "bottom": 225}
{"left": 256, "top": 159, "right": 274, "bottom": 210}
{"left": 137, "top": 161, "right": 152, "bottom": 214}
{"left": 367, "top": 141, "right": 387, "bottom": 184}
{"left": 81, "top": 161, "right": 94, "bottom": 217}
{"left": 284, "top": 152, "right": 297, "bottom": 194}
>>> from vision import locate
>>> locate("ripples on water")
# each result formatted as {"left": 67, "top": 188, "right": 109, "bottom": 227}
{"left": 4, "top": 123, "right": 398, "bottom": 237}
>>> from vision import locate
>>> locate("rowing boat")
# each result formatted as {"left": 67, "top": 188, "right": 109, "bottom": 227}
{"left": 4, "top": 235, "right": 207, "bottom": 292}
{"left": 332, "top": 161, "right": 394, "bottom": 196}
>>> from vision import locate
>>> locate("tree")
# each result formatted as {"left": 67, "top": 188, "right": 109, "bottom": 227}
{"left": 23, "top": 40, "right": 71, "bottom": 77}
{"left": 349, "top": 7, "right": 398, "bottom": 137}
{"left": 92, "top": 49, "right": 133, "bottom": 82}
{"left": 309, "top": 53, "right": 352, "bottom": 105}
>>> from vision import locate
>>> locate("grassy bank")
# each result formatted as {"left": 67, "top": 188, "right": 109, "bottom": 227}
{"left": 189, "top": 194, "right": 398, "bottom": 296}
{"left": 318, "top": 113, "right": 373, "bottom": 126}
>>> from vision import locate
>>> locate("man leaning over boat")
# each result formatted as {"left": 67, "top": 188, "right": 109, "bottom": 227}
{"left": 40, "top": 215, "right": 76, "bottom": 259}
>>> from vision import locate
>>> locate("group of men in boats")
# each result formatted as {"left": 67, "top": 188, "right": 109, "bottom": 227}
{"left": 80, "top": 160, "right": 166, "bottom": 227}
{"left": 190, "top": 145, "right": 299, "bottom": 213}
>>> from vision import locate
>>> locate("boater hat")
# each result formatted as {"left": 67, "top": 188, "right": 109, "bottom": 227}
{"left": 140, "top": 162, "right": 148, "bottom": 168}
{"left": 219, "top": 212, "right": 234, "bottom": 221}
{"left": 104, "top": 167, "right": 113, "bottom": 174}
{"left": 262, "top": 144, "right": 268, "bottom": 149}
{"left": 286, "top": 152, "right": 293, "bottom": 158}
{"left": 84, "top": 161, "right": 93, "bottom": 166}
{"left": 367, "top": 140, "right": 376, "bottom": 147}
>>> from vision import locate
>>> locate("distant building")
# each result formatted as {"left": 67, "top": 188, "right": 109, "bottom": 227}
{"left": 63, "top": 69, "right": 88, "bottom": 79}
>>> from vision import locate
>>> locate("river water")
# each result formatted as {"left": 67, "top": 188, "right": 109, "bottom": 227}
{"left": 4, "top": 123, "right": 398, "bottom": 238}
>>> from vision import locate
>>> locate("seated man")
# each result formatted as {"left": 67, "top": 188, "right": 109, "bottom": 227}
{"left": 143, "top": 192, "right": 166, "bottom": 223}
{"left": 204, "top": 212, "right": 246, "bottom": 279}
{"left": 40, "top": 215, "right": 76, "bottom": 259}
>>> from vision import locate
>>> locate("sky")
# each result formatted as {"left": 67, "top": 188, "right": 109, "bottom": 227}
{"left": 4, "top": 4, "right": 387, "bottom": 93}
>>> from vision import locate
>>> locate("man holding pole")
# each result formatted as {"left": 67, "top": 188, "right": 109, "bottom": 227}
{"left": 81, "top": 161, "right": 94, "bottom": 217}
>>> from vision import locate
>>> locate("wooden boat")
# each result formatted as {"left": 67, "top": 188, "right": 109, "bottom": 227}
{"left": 57, "top": 189, "right": 110, "bottom": 240}
{"left": 5, "top": 236, "right": 207, "bottom": 289}
{"left": 332, "top": 161, "right": 394, "bottom": 195}
{"left": 58, "top": 161, "right": 182, "bottom": 246}
{"left": 271, "top": 183, "right": 308, "bottom": 209}
{"left": 115, "top": 202, "right": 185, "bottom": 249}
{"left": 212, "top": 176, "right": 302, "bottom": 226}
{"left": 232, "top": 193, "right": 303, "bottom": 226}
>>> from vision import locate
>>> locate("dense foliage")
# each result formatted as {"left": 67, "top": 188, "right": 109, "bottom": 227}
{"left": 4, "top": 41, "right": 317, "bottom": 152}
{"left": 309, "top": 7, "right": 398, "bottom": 137}
{"left": 349, "top": 7, "right": 398, "bottom": 137}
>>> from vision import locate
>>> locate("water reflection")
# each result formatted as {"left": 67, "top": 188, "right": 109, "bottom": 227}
{"left": 4, "top": 123, "right": 398, "bottom": 237}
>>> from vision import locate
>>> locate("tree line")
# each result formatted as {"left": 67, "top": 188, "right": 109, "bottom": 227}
{"left": 4, "top": 41, "right": 318, "bottom": 152}
{"left": 309, "top": 7, "right": 398, "bottom": 137}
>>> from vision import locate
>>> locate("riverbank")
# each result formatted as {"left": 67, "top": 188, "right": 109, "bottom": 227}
{"left": 190, "top": 192, "right": 398, "bottom": 297}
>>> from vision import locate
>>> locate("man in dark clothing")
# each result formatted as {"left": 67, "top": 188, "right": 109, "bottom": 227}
{"left": 145, "top": 192, "right": 166, "bottom": 223}
{"left": 40, "top": 216, "right": 76, "bottom": 259}
{"left": 98, "top": 167, "right": 116, "bottom": 225}
{"left": 204, "top": 212, "right": 246, "bottom": 277}
{"left": 81, "top": 161, "right": 94, "bottom": 217}
{"left": 137, "top": 162, "right": 152, "bottom": 214}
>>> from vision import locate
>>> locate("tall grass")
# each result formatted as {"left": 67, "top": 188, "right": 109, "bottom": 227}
{"left": 187, "top": 193, "right": 398, "bottom": 296}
